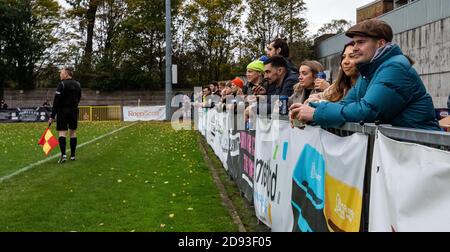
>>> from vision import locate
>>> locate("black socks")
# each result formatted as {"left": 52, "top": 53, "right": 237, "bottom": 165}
{"left": 59, "top": 137, "right": 66, "bottom": 156}
{"left": 70, "top": 137, "right": 77, "bottom": 157}
{"left": 59, "top": 137, "right": 77, "bottom": 157}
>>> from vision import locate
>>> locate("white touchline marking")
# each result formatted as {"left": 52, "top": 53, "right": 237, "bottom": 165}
{"left": 0, "top": 122, "right": 138, "bottom": 183}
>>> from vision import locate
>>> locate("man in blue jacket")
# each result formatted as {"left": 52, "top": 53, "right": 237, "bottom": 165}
{"left": 290, "top": 19, "right": 441, "bottom": 131}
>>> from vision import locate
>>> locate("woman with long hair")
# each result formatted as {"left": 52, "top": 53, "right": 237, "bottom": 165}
{"left": 289, "top": 60, "right": 325, "bottom": 105}
{"left": 307, "top": 41, "right": 359, "bottom": 103}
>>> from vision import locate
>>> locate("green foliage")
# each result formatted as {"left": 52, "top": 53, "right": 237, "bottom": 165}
{"left": 244, "top": 0, "right": 311, "bottom": 67}
{"left": 0, "top": 0, "right": 60, "bottom": 91}
{"left": 174, "top": 0, "right": 244, "bottom": 85}
{"left": 290, "top": 40, "right": 314, "bottom": 67}
{"left": 64, "top": 0, "right": 183, "bottom": 90}
{"left": 0, "top": 0, "right": 317, "bottom": 91}
{"left": 36, "top": 64, "right": 60, "bottom": 88}
{"left": 315, "top": 19, "right": 353, "bottom": 38}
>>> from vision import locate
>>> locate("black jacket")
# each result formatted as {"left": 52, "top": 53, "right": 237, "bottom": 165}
{"left": 262, "top": 70, "right": 299, "bottom": 114}
{"left": 286, "top": 58, "right": 299, "bottom": 74}
{"left": 51, "top": 79, "right": 82, "bottom": 118}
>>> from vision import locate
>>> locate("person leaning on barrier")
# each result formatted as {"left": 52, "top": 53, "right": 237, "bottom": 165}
{"left": 0, "top": 99, "right": 7, "bottom": 110}
{"left": 48, "top": 67, "right": 82, "bottom": 163}
{"left": 244, "top": 59, "right": 267, "bottom": 114}
{"left": 220, "top": 77, "right": 244, "bottom": 113}
{"left": 253, "top": 55, "right": 298, "bottom": 98}
{"left": 202, "top": 86, "right": 213, "bottom": 108}
{"left": 230, "top": 77, "right": 244, "bottom": 96}
{"left": 244, "top": 60, "right": 266, "bottom": 96}
{"left": 290, "top": 19, "right": 441, "bottom": 131}
{"left": 217, "top": 83, "right": 233, "bottom": 112}
{"left": 305, "top": 41, "right": 360, "bottom": 104}
{"left": 245, "top": 55, "right": 298, "bottom": 121}
{"left": 209, "top": 81, "right": 221, "bottom": 96}
{"left": 290, "top": 60, "right": 324, "bottom": 105}
{"left": 217, "top": 81, "right": 226, "bottom": 94}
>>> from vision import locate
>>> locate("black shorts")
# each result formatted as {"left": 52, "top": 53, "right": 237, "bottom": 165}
{"left": 56, "top": 108, "right": 79, "bottom": 131}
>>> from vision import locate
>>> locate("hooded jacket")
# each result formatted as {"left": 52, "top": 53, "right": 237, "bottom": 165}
{"left": 310, "top": 44, "right": 440, "bottom": 131}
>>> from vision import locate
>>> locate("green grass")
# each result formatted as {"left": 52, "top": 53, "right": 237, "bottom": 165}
{"left": 198, "top": 135, "right": 269, "bottom": 232}
{"left": 0, "top": 121, "right": 127, "bottom": 177}
{"left": 0, "top": 122, "right": 237, "bottom": 232}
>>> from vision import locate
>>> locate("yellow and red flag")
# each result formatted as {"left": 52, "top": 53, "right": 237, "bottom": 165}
{"left": 38, "top": 128, "right": 59, "bottom": 156}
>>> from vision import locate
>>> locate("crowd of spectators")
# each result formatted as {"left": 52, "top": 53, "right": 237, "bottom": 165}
{"left": 194, "top": 19, "right": 444, "bottom": 131}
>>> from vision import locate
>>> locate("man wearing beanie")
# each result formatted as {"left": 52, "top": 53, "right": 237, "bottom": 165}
{"left": 291, "top": 19, "right": 440, "bottom": 130}
{"left": 228, "top": 77, "right": 244, "bottom": 99}
{"left": 247, "top": 60, "right": 264, "bottom": 73}
{"left": 231, "top": 77, "right": 244, "bottom": 89}
{"left": 244, "top": 60, "right": 266, "bottom": 95}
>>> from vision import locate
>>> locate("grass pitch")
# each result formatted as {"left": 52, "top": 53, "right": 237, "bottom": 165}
{"left": 0, "top": 122, "right": 238, "bottom": 232}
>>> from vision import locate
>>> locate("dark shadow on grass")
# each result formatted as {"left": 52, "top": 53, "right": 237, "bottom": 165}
{"left": 197, "top": 133, "right": 270, "bottom": 232}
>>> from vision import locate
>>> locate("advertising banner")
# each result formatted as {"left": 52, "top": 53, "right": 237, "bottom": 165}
{"left": 369, "top": 131, "right": 450, "bottom": 232}
{"left": 289, "top": 127, "right": 367, "bottom": 232}
{"left": 238, "top": 130, "right": 255, "bottom": 202}
{"left": 123, "top": 106, "right": 165, "bottom": 121}
{"left": 0, "top": 107, "right": 49, "bottom": 122}
{"left": 254, "top": 118, "right": 292, "bottom": 231}
{"left": 254, "top": 118, "right": 368, "bottom": 232}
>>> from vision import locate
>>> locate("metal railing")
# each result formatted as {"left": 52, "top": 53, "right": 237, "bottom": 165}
{"left": 328, "top": 122, "right": 450, "bottom": 231}
{"left": 198, "top": 107, "right": 450, "bottom": 232}
{"left": 79, "top": 106, "right": 122, "bottom": 122}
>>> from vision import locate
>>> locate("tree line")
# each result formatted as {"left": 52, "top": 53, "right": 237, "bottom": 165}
{"left": 0, "top": 0, "right": 350, "bottom": 95}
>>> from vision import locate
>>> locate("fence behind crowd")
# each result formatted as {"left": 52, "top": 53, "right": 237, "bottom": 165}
{"left": 79, "top": 106, "right": 122, "bottom": 122}
{"left": 0, "top": 105, "right": 167, "bottom": 123}
{"left": 197, "top": 107, "right": 450, "bottom": 232}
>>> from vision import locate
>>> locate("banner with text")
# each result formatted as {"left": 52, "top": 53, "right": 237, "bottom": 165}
{"left": 369, "top": 131, "right": 450, "bottom": 232}
{"left": 254, "top": 118, "right": 368, "bottom": 232}
{"left": 254, "top": 118, "right": 292, "bottom": 231}
{"left": 289, "top": 127, "right": 367, "bottom": 232}
{"left": 238, "top": 130, "right": 255, "bottom": 203}
{"left": 0, "top": 107, "right": 50, "bottom": 122}
{"left": 123, "top": 106, "right": 165, "bottom": 121}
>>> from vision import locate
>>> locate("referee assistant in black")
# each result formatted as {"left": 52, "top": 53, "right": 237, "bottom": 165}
{"left": 48, "top": 67, "right": 82, "bottom": 164}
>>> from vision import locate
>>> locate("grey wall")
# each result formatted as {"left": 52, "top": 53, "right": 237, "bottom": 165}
{"left": 2, "top": 88, "right": 192, "bottom": 108}
{"left": 399, "top": 17, "right": 450, "bottom": 108}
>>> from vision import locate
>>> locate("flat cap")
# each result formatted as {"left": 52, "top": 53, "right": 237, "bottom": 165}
{"left": 346, "top": 19, "right": 393, "bottom": 42}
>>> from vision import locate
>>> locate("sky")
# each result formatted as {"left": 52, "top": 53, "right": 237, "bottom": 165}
{"left": 304, "top": 0, "right": 377, "bottom": 35}
{"left": 58, "top": 0, "right": 376, "bottom": 35}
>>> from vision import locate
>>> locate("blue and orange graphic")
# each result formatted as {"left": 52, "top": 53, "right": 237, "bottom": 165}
{"left": 291, "top": 144, "right": 329, "bottom": 232}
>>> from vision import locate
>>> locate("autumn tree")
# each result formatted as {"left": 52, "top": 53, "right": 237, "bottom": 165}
{"left": 315, "top": 19, "right": 353, "bottom": 37}
{"left": 244, "top": 0, "right": 311, "bottom": 66}
{"left": 0, "top": 0, "right": 60, "bottom": 91}
{"left": 178, "top": 0, "right": 244, "bottom": 84}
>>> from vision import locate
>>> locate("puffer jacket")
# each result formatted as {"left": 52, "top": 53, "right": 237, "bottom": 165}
{"left": 311, "top": 44, "right": 440, "bottom": 131}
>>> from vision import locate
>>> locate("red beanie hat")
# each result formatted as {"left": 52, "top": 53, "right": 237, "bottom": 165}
{"left": 231, "top": 77, "right": 244, "bottom": 89}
